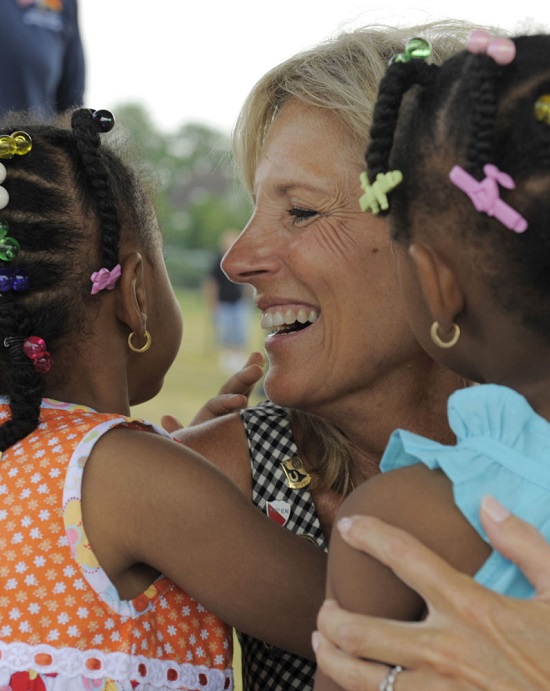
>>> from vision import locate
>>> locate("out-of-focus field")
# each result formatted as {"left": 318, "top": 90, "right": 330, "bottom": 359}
{"left": 131, "top": 288, "right": 264, "bottom": 690}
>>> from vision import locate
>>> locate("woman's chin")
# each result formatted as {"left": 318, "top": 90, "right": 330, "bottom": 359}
{"left": 262, "top": 369, "right": 307, "bottom": 409}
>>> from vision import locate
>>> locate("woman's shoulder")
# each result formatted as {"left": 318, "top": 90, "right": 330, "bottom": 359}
{"left": 175, "top": 410, "right": 248, "bottom": 452}
{"left": 174, "top": 412, "right": 252, "bottom": 495}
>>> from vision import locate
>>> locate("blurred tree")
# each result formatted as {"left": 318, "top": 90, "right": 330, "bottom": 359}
{"left": 166, "top": 121, "right": 251, "bottom": 248}
{"left": 112, "top": 103, "right": 252, "bottom": 287}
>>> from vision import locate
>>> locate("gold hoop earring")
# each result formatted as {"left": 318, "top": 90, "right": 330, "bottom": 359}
{"left": 128, "top": 330, "right": 152, "bottom": 353}
{"left": 430, "top": 321, "right": 460, "bottom": 349}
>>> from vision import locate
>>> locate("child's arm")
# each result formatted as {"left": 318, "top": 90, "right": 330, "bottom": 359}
{"left": 314, "top": 503, "right": 550, "bottom": 690}
{"left": 313, "top": 463, "right": 492, "bottom": 690}
{"left": 82, "top": 426, "right": 326, "bottom": 660}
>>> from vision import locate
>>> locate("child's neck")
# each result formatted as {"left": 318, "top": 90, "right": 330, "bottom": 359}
{"left": 496, "top": 376, "right": 550, "bottom": 423}
{"left": 45, "top": 376, "right": 131, "bottom": 418}
{"left": 471, "top": 334, "right": 550, "bottom": 422}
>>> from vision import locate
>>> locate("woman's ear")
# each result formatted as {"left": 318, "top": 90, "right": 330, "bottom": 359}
{"left": 409, "top": 243, "right": 464, "bottom": 327}
{"left": 115, "top": 252, "right": 147, "bottom": 335}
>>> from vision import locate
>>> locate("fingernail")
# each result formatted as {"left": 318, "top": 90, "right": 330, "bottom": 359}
{"left": 337, "top": 516, "right": 354, "bottom": 534}
{"left": 482, "top": 495, "right": 510, "bottom": 523}
{"left": 311, "top": 631, "right": 319, "bottom": 652}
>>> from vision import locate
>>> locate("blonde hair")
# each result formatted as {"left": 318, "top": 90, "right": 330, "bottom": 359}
{"left": 233, "top": 20, "right": 499, "bottom": 195}
{"left": 233, "top": 20, "right": 495, "bottom": 494}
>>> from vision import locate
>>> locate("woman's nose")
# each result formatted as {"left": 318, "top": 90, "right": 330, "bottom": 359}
{"left": 221, "top": 220, "right": 282, "bottom": 284}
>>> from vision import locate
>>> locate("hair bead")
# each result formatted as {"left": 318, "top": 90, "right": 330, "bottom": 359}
{"left": 91, "top": 109, "right": 115, "bottom": 133}
{"left": 0, "top": 131, "right": 32, "bottom": 159}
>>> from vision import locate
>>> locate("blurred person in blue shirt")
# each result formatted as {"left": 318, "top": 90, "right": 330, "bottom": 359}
{"left": 0, "top": 0, "right": 85, "bottom": 117}
{"left": 205, "top": 229, "right": 252, "bottom": 373}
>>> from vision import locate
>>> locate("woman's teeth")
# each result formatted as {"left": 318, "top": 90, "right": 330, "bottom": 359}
{"left": 261, "top": 307, "right": 319, "bottom": 333}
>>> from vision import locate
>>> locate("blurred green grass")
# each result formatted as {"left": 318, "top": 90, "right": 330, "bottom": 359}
{"left": 131, "top": 288, "right": 263, "bottom": 690}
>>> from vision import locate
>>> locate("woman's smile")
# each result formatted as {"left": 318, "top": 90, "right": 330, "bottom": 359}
{"left": 261, "top": 305, "right": 320, "bottom": 336}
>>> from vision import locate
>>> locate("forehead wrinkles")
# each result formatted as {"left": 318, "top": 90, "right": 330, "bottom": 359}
{"left": 253, "top": 154, "right": 361, "bottom": 206}
{"left": 253, "top": 102, "right": 363, "bottom": 195}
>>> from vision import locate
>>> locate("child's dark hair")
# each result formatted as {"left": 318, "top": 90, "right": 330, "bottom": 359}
{"left": 366, "top": 34, "right": 550, "bottom": 337}
{"left": 0, "top": 108, "right": 155, "bottom": 452}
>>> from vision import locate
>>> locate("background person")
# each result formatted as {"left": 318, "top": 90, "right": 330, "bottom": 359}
{"left": 0, "top": 0, "right": 85, "bottom": 117}
{"left": 167, "top": 19, "right": 491, "bottom": 691}
{"left": 204, "top": 228, "right": 252, "bottom": 373}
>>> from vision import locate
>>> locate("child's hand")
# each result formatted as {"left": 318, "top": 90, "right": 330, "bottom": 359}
{"left": 161, "top": 351, "right": 265, "bottom": 434}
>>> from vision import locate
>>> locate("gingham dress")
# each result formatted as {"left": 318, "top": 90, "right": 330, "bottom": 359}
{"left": 238, "top": 402, "right": 327, "bottom": 691}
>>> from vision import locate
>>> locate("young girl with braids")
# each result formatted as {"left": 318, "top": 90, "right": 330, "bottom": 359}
{"left": 314, "top": 30, "right": 550, "bottom": 691}
{"left": 0, "top": 109, "right": 325, "bottom": 691}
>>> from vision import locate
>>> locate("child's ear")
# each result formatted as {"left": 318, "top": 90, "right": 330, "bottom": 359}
{"left": 115, "top": 252, "right": 147, "bottom": 335}
{"left": 409, "top": 243, "right": 464, "bottom": 325}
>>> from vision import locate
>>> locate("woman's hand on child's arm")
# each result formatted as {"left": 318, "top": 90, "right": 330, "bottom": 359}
{"left": 313, "top": 498, "right": 550, "bottom": 690}
{"left": 161, "top": 351, "right": 264, "bottom": 433}
{"left": 312, "top": 472, "right": 429, "bottom": 691}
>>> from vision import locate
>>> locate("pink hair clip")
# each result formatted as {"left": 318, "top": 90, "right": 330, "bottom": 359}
{"left": 449, "top": 164, "right": 527, "bottom": 233}
{"left": 466, "top": 30, "right": 516, "bottom": 65}
{"left": 90, "top": 263, "right": 122, "bottom": 295}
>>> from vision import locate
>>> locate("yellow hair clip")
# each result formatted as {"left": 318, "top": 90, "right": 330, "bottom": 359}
{"left": 359, "top": 170, "right": 403, "bottom": 215}
{"left": 534, "top": 95, "right": 550, "bottom": 125}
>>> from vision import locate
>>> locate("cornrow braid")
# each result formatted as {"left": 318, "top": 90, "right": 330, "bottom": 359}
{"left": 0, "top": 109, "right": 155, "bottom": 454}
{"left": 70, "top": 109, "right": 120, "bottom": 270}
{"left": 367, "top": 60, "right": 438, "bottom": 187}
{"left": 0, "top": 303, "right": 43, "bottom": 452}
{"left": 0, "top": 127, "right": 85, "bottom": 453}
{"left": 370, "top": 33, "right": 550, "bottom": 338}
{"left": 463, "top": 54, "right": 500, "bottom": 174}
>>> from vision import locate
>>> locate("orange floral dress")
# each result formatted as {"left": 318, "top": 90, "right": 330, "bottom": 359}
{"left": 0, "top": 399, "right": 233, "bottom": 691}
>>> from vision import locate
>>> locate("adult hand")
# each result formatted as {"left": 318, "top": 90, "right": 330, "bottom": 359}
{"left": 313, "top": 496, "right": 550, "bottom": 690}
{"left": 161, "top": 351, "right": 265, "bottom": 432}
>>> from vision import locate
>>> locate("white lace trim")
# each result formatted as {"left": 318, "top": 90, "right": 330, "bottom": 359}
{"left": 0, "top": 641, "right": 233, "bottom": 690}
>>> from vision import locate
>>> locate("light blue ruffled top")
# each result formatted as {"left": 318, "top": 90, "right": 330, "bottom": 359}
{"left": 380, "top": 384, "right": 550, "bottom": 598}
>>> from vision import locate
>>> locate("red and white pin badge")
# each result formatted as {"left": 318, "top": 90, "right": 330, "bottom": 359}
{"left": 266, "top": 500, "right": 291, "bottom": 527}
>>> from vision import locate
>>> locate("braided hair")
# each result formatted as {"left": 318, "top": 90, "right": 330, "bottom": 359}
{"left": 366, "top": 34, "right": 550, "bottom": 337}
{"left": 0, "top": 109, "right": 154, "bottom": 453}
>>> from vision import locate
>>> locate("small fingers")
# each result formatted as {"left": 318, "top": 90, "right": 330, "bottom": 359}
{"left": 187, "top": 394, "right": 248, "bottom": 427}
{"left": 160, "top": 414, "right": 185, "bottom": 434}
{"left": 217, "top": 351, "right": 265, "bottom": 397}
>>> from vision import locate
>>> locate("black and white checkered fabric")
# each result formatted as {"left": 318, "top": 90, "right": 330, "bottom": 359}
{"left": 237, "top": 401, "right": 328, "bottom": 690}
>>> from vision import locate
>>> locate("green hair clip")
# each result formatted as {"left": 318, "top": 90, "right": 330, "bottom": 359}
{"left": 0, "top": 219, "right": 19, "bottom": 262}
{"left": 359, "top": 171, "right": 403, "bottom": 215}
{"left": 390, "top": 37, "right": 431, "bottom": 64}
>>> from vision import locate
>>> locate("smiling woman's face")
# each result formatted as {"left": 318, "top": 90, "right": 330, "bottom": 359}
{"left": 222, "top": 100, "right": 422, "bottom": 420}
